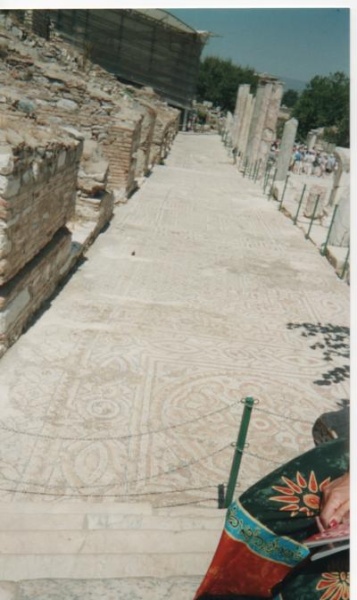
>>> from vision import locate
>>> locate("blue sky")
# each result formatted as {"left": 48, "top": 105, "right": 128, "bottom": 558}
{"left": 169, "top": 8, "right": 350, "bottom": 85}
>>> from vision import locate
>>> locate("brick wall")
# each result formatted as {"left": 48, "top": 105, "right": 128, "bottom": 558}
{"left": 101, "top": 116, "right": 142, "bottom": 199}
{"left": 0, "top": 227, "right": 72, "bottom": 356}
{"left": 0, "top": 128, "right": 82, "bottom": 285}
{"left": 0, "top": 13, "right": 180, "bottom": 357}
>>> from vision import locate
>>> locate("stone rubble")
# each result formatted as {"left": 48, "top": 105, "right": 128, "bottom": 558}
{"left": 0, "top": 12, "right": 180, "bottom": 357}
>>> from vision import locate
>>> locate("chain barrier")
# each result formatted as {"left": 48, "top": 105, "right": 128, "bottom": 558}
{"left": 0, "top": 398, "right": 240, "bottom": 442}
{"left": 0, "top": 395, "right": 318, "bottom": 504}
{"left": 0, "top": 440, "right": 233, "bottom": 496}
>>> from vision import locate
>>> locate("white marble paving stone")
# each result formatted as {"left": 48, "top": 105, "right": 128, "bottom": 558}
{"left": 0, "top": 133, "right": 350, "bottom": 506}
{"left": 0, "top": 512, "right": 224, "bottom": 531}
{"left": 0, "top": 578, "right": 202, "bottom": 600}
{"left": 0, "top": 502, "right": 154, "bottom": 515}
{"left": 0, "top": 553, "right": 213, "bottom": 580}
{"left": 0, "top": 528, "right": 221, "bottom": 554}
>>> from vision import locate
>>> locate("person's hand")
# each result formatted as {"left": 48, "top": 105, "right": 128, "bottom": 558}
{"left": 319, "top": 472, "right": 350, "bottom": 529}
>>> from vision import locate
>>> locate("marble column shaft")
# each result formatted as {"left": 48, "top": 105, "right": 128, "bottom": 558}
{"left": 239, "top": 94, "right": 255, "bottom": 157}
{"left": 275, "top": 117, "right": 298, "bottom": 181}
{"left": 232, "top": 84, "right": 250, "bottom": 149}
{"left": 258, "top": 81, "right": 284, "bottom": 169}
{"left": 329, "top": 170, "right": 350, "bottom": 247}
{"left": 307, "top": 132, "right": 317, "bottom": 151}
{"left": 245, "top": 81, "right": 273, "bottom": 165}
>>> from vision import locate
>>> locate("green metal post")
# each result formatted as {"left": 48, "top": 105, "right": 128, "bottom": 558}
{"left": 254, "top": 159, "right": 262, "bottom": 183}
{"left": 263, "top": 164, "right": 272, "bottom": 194}
{"left": 252, "top": 160, "right": 258, "bottom": 180}
{"left": 293, "top": 184, "right": 306, "bottom": 225}
{"left": 243, "top": 158, "right": 248, "bottom": 178}
{"left": 320, "top": 204, "right": 339, "bottom": 256}
{"left": 279, "top": 174, "right": 290, "bottom": 210}
{"left": 245, "top": 162, "right": 249, "bottom": 178}
{"left": 339, "top": 245, "right": 350, "bottom": 280}
{"left": 305, "top": 194, "right": 320, "bottom": 239}
{"left": 218, "top": 484, "right": 225, "bottom": 509}
{"left": 262, "top": 163, "right": 268, "bottom": 189}
{"left": 224, "top": 397, "right": 255, "bottom": 508}
{"left": 250, "top": 161, "right": 255, "bottom": 180}
{"left": 268, "top": 168, "right": 277, "bottom": 200}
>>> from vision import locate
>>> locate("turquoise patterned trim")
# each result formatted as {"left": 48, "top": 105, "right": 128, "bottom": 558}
{"left": 225, "top": 501, "right": 310, "bottom": 567}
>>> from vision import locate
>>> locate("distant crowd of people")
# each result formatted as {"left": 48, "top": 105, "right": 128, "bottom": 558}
{"left": 289, "top": 145, "right": 337, "bottom": 177}
{"left": 269, "top": 141, "right": 337, "bottom": 178}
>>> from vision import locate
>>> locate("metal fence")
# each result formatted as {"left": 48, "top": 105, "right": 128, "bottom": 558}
{"left": 225, "top": 143, "right": 350, "bottom": 284}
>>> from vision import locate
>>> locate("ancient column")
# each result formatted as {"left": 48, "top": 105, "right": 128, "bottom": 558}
{"left": 224, "top": 111, "right": 234, "bottom": 146}
{"left": 245, "top": 77, "right": 273, "bottom": 165}
{"left": 232, "top": 84, "right": 250, "bottom": 149}
{"left": 239, "top": 94, "right": 255, "bottom": 158}
{"left": 328, "top": 148, "right": 350, "bottom": 247}
{"left": 307, "top": 130, "right": 318, "bottom": 151}
{"left": 275, "top": 117, "right": 298, "bottom": 181}
{"left": 258, "top": 80, "right": 284, "bottom": 171}
{"left": 329, "top": 183, "right": 350, "bottom": 246}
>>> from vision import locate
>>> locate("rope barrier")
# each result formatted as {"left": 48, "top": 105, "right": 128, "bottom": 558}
{"left": 159, "top": 497, "right": 217, "bottom": 508}
{"left": 0, "top": 394, "right": 323, "bottom": 505}
{"left": 0, "top": 483, "right": 217, "bottom": 498}
{"left": 0, "top": 441, "right": 233, "bottom": 495}
{"left": 253, "top": 405, "right": 314, "bottom": 425}
{"left": 0, "top": 398, "right": 240, "bottom": 442}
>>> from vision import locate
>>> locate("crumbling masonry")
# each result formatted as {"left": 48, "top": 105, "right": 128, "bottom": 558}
{"left": 0, "top": 12, "right": 180, "bottom": 357}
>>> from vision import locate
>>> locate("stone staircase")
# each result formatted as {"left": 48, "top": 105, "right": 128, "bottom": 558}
{"left": 0, "top": 502, "right": 225, "bottom": 599}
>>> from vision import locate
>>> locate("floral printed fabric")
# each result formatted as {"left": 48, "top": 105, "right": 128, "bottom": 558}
{"left": 270, "top": 471, "right": 331, "bottom": 516}
{"left": 194, "top": 437, "right": 349, "bottom": 600}
{"left": 316, "top": 572, "right": 349, "bottom": 600}
{"left": 194, "top": 500, "right": 309, "bottom": 599}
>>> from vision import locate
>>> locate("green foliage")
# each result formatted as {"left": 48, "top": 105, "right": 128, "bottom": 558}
{"left": 196, "top": 56, "right": 259, "bottom": 112}
{"left": 292, "top": 72, "right": 349, "bottom": 147}
{"left": 282, "top": 89, "right": 299, "bottom": 108}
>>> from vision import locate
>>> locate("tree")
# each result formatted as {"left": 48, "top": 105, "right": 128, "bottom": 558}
{"left": 282, "top": 89, "right": 299, "bottom": 108}
{"left": 292, "top": 72, "right": 349, "bottom": 147}
{"left": 196, "top": 56, "right": 259, "bottom": 112}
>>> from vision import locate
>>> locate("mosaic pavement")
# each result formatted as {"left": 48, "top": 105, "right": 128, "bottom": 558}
{"left": 0, "top": 133, "right": 350, "bottom": 508}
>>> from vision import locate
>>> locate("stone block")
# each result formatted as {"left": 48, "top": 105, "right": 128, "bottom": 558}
{"left": 0, "top": 529, "right": 219, "bottom": 556}
{"left": 0, "top": 133, "right": 81, "bottom": 285}
{"left": 69, "top": 190, "right": 114, "bottom": 249}
{"left": 303, "top": 185, "right": 328, "bottom": 219}
{"left": 0, "top": 228, "right": 72, "bottom": 355}
{"left": 0, "top": 553, "right": 213, "bottom": 580}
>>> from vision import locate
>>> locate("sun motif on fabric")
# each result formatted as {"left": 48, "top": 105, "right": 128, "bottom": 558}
{"left": 269, "top": 471, "right": 331, "bottom": 516}
{"left": 316, "top": 572, "right": 349, "bottom": 600}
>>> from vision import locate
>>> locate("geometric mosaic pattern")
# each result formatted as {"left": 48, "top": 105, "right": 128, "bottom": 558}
{"left": 0, "top": 134, "right": 350, "bottom": 507}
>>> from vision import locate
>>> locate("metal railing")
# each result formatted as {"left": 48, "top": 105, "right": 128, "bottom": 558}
{"left": 229, "top": 150, "right": 349, "bottom": 283}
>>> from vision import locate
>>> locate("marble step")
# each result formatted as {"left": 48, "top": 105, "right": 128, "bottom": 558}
{"left": 0, "top": 511, "right": 224, "bottom": 531}
{"left": 0, "top": 503, "right": 224, "bottom": 581}
{"left": 0, "top": 502, "right": 155, "bottom": 515}
{"left": 0, "top": 576, "right": 202, "bottom": 600}
{"left": 0, "top": 527, "right": 222, "bottom": 555}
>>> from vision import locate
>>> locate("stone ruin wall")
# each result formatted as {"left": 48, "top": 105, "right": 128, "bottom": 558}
{"left": 0, "top": 13, "right": 180, "bottom": 357}
{"left": 101, "top": 113, "right": 142, "bottom": 201}
{"left": 0, "top": 120, "right": 82, "bottom": 285}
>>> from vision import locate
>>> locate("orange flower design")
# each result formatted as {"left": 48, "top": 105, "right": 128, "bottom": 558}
{"left": 316, "top": 572, "right": 349, "bottom": 600}
{"left": 269, "top": 471, "right": 331, "bottom": 516}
